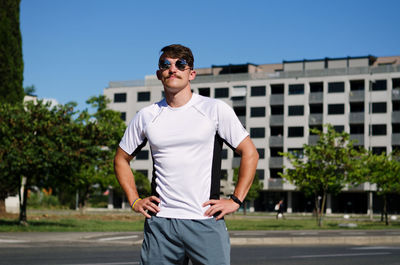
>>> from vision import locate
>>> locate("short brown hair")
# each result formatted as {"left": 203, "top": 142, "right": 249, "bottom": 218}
{"left": 159, "top": 44, "right": 194, "bottom": 69}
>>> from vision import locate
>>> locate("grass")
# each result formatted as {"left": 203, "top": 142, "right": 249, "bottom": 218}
{"left": 1, "top": 210, "right": 399, "bottom": 232}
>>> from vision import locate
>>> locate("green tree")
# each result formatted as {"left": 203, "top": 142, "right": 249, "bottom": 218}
{"left": 280, "top": 124, "right": 362, "bottom": 226}
{"left": 364, "top": 151, "right": 400, "bottom": 225}
{"left": 0, "top": 0, "right": 24, "bottom": 103}
{"left": 233, "top": 168, "right": 263, "bottom": 214}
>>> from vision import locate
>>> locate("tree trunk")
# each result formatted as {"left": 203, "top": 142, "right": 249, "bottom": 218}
{"left": 243, "top": 201, "right": 247, "bottom": 215}
{"left": 19, "top": 176, "right": 28, "bottom": 225}
{"left": 318, "top": 193, "right": 327, "bottom": 227}
{"left": 384, "top": 194, "right": 389, "bottom": 226}
{"left": 314, "top": 195, "right": 319, "bottom": 225}
{"left": 0, "top": 199, "right": 5, "bottom": 213}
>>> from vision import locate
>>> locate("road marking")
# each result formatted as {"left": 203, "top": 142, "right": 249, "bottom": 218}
{"left": 0, "top": 239, "right": 28, "bottom": 243}
{"left": 352, "top": 246, "right": 400, "bottom": 250}
{"left": 97, "top": 235, "right": 138, "bottom": 242}
{"left": 292, "top": 252, "right": 390, "bottom": 259}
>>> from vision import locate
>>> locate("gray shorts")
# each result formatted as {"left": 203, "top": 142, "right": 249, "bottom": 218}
{"left": 140, "top": 216, "right": 230, "bottom": 265}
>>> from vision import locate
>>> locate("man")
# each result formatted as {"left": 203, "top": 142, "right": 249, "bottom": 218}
{"left": 114, "top": 44, "right": 259, "bottom": 265}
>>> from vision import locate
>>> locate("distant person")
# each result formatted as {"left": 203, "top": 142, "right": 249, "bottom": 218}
{"left": 275, "top": 200, "right": 285, "bottom": 219}
{"left": 114, "top": 44, "right": 259, "bottom": 265}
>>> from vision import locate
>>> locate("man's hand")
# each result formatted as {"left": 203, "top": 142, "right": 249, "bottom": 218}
{"left": 132, "top": 196, "right": 161, "bottom": 218}
{"left": 202, "top": 198, "right": 240, "bottom": 220}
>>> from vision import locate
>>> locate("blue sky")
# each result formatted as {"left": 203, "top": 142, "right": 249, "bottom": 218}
{"left": 21, "top": 0, "right": 400, "bottom": 111}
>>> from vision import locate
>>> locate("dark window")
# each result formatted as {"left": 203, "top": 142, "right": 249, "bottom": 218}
{"left": 198, "top": 87, "right": 210, "bottom": 97}
{"left": 333, "top": 125, "right": 345, "bottom": 133}
{"left": 288, "top": 84, "right": 304, "bottom": 95}
{"left": 393, "top": 123, "right": 400, "bottom": 133}
{"left": 309, "top": 125, "right": 322, "bottom": 135}
{"left": 370, "top": 124, "right": 387, "bottom": 136}
{"left": 328, "top": 104, "right": 345, "bottom": 115}
{"left": 270, "top": 147, "right": 283, "bottom": 157}
{"left": 372, "top": 147, "right": 386, "bottom": 155}
{"left": 271, "top": 105, "right": 284, "bottom": 115}
{"left": 371, "top": 102, "right": 387, "bottom": 113}
{"left": 251, "top": 86, "right": 266, "bottom": 96}
{"left": 120, "top": 112, "right": 126, "bottom": 121}
{"left": 350, "top": 80, "right": 365, "bottom": 91}
{"left": 393, "top": 101, "right": 400, "bottom": 111}
{"left": 250, "top": 107, "right": 266, "bottom": 117}
{"left": 309, "top": 104, "right": 323, "bottom": 114}
{"left": 288, "top": 105, "right": 304, "bottom": 116}
{"left": 350, "top": 102, "right": 364, "bottom": 112}
{"left": 221, "top": 149, "right": 228, "bottom": 159}
{"left": 257, "top": 148, "right": 265, "bottom": 159}
{"left": 310, "top": 82, "right": 323, "bottom": 93}
{"left": 215, "top": 87, "right": 229, "bottom": 98}
{"left": 114, "top": 93, "right": 127, "bottom": 103}
{"left": 270, "top": 168, "right": 283, "bottom": 179}
{"left": 288, "top": 126, "right": 304, "bottom": 137}
{"left": 371, "top": 80, "right": 387, "bottom": 91}
{"left": 136, "top": 170, "right": 148, "bottom": 177}
{"left": 138, "top": 91, "right": 150, "bottom": 102}
{"left": 393, "top": 145, "right": 400, "bottom": 153}
{"left": 393, "top": 78, "right": 400, "bottom": 89}
{"left": 350, "top": 124, "right": 364, "bottom": 134}
{"left": 233, "top": 106, "right": 246, "bottom": 116}
{"left": 256, "top": 169, "right": 265, "bottom": 180}
{"left": 221, "top": 169, "right": 228, "bottom": 180}
{"left": 250, "top": 127, "right": 265, "bottom": 138}
{"left": 271, "top": 84, "right": 284, "bottom": 94}
{"left": 288, "top": 148, "right": 304, "bottom": 158}
{"left": 270, "top": 126, "right": 284, "bottom": 136}
{"left": 328, "top": 82, "right": 345, "bottom": 93}
{"left": 136, "top": 150, "right": 149, "bottom": 160}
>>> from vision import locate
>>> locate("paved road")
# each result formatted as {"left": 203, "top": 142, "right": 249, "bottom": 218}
{"left": 1, "top": 244, "right": 400, "bottom": 265}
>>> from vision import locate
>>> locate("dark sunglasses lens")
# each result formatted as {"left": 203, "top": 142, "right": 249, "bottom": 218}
{"left": 159, "top": 59, "right": 171, "bottom": 70}
{"left": 176, "top": 59, "right": 188, "bottom": 70}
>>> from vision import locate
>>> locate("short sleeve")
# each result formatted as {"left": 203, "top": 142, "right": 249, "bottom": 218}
{"left": 216, "top": 100, "right": 249, "bottom": 149}
{"left": 119, "top": 111, "right": 147, "bottom": 156}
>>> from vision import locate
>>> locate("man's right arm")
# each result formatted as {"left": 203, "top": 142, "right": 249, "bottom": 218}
{"left": 114, "top": 147, "right": 160, "bottom": 218}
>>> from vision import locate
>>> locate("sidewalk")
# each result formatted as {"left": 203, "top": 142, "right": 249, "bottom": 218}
{"left": 1, "top": 230, "right": 400, "bottom": 246}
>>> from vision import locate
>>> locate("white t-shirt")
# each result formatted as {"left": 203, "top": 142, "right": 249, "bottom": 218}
{"left": 119, "top": 93, "right": 249, "bottom": 219}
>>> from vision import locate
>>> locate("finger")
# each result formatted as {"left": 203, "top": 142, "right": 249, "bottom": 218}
{"left": 150, "top": 196, "right": 161, "bottom": 203}
{"left": 141, "top": 210, "right": 151, "bottom": 218}
{"left": 202, "top": 200, "right": 217, "bottom": 207}
{"left": 215, "top": 211, "right": 226, "bottom": 220}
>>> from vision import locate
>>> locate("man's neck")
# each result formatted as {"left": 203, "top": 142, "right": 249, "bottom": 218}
{"left": 164, "top": 87, "right": 193, "bottom": 108}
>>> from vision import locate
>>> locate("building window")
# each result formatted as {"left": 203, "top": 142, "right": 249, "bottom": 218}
{"left": 328, "top": 104, "right": 345, "bottom": 115}
{"left": 288, "top": 84, "right": 304, "bottom": 95}
{"left": 198, "top": 87, "right": 210, "bottom": 97}
{"left": 309, "top": 104, "right": 323, "bottom": 114}
{"left": 371, "top": 80, "right": 387, "bottom": 91}
{"left": 221, "top": 169, "right": 228, "bottom": 180}
{"left": 233, "top": 106, "right": 246, "bottom": 116}
{"left": 250, "top": 127, "right": 265, "bottom": 138}
{"left": 393, "top": 101, "right": 400, "bottom": 111}
{"left": 137, "top": 91, "right": 150, "bottom": 102}
{"left": 350, "top": 102, "right": 364, "bottom": 112}
{"left": 136, "top": 170, "right": 148, "bottom": 177}
{"left": 136, "top": 150, "right": 149, "bottom": 160}
{"left": 250, "top": 107, "right": 266, "bottom": 117}
{"left": 215, "top": 87, "right": 229, "bottom": 98}
{"left": 114, "top": 93, "right": 127, "bottom": 103}
{"left": 350, "top": 124, "right": 364, "bottom": 134}
{"left": 393, "top": 123, "right": 400, "bottom": 133}
{"left": 288, "top": 126, "right": 304, "bottom": 137}
{"left": 371, "top": 102, "right": 387, "bottom": 113}
{"left": 288, "top": 105, "right": 304, "bottom": 116}
{"left": 350, "top": 80, "right": 365, "bottom": 91}
{"left": 310, "top": 82, "right": 323, "bottom": 93}
{"left": 250, "top": 86, "right": 266, "bottom": 96}
{"left": 271, "top": 84, "right": 284, "bottom": 94}
{"left": 256, "top": 169, "right": 265, "bottom": 180}
{"left": 270, "top": 168, "right": 283, "bottom": 179}
{"left": 271, "top": 105, "right": 284, "bottom": 115}
{"left": 270, "top": 126, "right": 283, "bottom": 136}
{"left": 120, "top": 112, "right": 126, "bottom": 121}
{"left": 333, "top": 125, "right": 345, "bottom": 133}
{"left": 309, "top": 125, "right": 322, "bottom": 135}
{"left": 370, "top": 124, "right": 387, "bottom": 136}
{"left": 328, "top": 82, "right": 345, "bottom": 93}
{"left": 270, "top": 147, "right": 283, "bottom": 157}
{"left": 221, "top": 149, "right": 228, "bottom": 159}
{"left": 393, "top": 78, "right": 400, "bottom": 89}
{"left": 372, "top": 146, "right": 386, "bottom": 155}
{"left": 257, "top": 148, "right": 265, "bottom": 159}
{"left": 288, "top": 148, "right": 304, "bottom": 158}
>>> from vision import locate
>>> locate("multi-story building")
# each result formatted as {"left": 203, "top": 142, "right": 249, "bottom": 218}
{"left": 104, "top": 55, "right": 400, "bottom": 214}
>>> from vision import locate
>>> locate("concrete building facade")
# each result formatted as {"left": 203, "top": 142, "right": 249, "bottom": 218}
{"left": 104, "top": 55, "right": 400, "bottom": 214}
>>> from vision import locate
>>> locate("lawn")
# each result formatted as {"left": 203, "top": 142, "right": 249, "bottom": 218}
{"left": 1, "top": 210, "right": 399, "bottom": 232}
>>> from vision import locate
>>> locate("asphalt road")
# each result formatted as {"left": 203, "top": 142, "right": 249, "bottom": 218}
{"left": 1, "top": 244, "right": 400, "bottom": 265}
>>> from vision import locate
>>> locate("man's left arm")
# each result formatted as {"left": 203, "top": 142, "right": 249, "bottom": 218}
{"left": 203, "top": 136, "right": 259, "bottom": 220}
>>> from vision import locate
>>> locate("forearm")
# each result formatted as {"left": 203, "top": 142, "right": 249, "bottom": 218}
{"left": 114, "top": 150, "right": 139, "bottom": 205}
{"left": 234, "top": 150, "right": 259, "bottom": 202}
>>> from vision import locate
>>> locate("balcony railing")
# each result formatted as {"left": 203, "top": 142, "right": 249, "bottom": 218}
{"left": 269, "top": 136, "right": 283, "bottom": 147}
{"left": 349, "top": 113, "right": 364, "bottom": 123}
{"left": 269, "top": 94, "right": 284, "bottom": 104}
{"left": 392, "top": 111, "right": 400, "bottom": 123}
{"left": 309, "top": 92, "right": 323, "bottom": 103}
{"left": 350, "top": 134, "right": 364, "bottom": 145}
{"left": 269, "top": 115, "right": 284, "bottom": 125}
{"left": 349, "top": 90, "right": 365, "bottom": 102}
{"left": 309, "top": 114, "right": 323, "bottom": 125}
{"left": 269, "top": 157, "right": 283, "bottom": 168}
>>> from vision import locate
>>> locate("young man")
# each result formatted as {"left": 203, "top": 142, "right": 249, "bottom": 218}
{"left": 114, "top": 44, "right": 259, "bottom": 265}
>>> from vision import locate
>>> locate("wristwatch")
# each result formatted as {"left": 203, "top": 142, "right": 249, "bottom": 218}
{"left": 230, "top": 195, "right": 243, "bottom": 207}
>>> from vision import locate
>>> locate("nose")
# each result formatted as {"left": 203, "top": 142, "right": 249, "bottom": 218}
{"left": 168, "top": 62, "right": 178, "bottom": 72}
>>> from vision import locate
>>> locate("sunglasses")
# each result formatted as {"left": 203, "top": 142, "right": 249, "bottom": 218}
{"left": 158, "top": 58, "right": 191, "bottom": 71}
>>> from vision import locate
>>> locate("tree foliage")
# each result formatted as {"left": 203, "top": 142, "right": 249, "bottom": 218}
{"left": 0, "top": 0, "right": 24, "bottom": 104}
{"left": 280, "top": 124, "right": 363, "bottom": 226}
{"left": 233, "top": 167, "right": 263, "bottom": 214}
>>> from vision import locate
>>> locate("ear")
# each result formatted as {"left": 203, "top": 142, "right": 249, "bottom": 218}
{"left": 189, "top": 70, "right": 196, "bottom": 81}
{"left": 156, "top": 70, "right": 162, "bottom": 80}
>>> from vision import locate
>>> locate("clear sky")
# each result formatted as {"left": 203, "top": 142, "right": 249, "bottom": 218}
{"left": 20, "top": 0, "right": 400, "bottom": 111}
